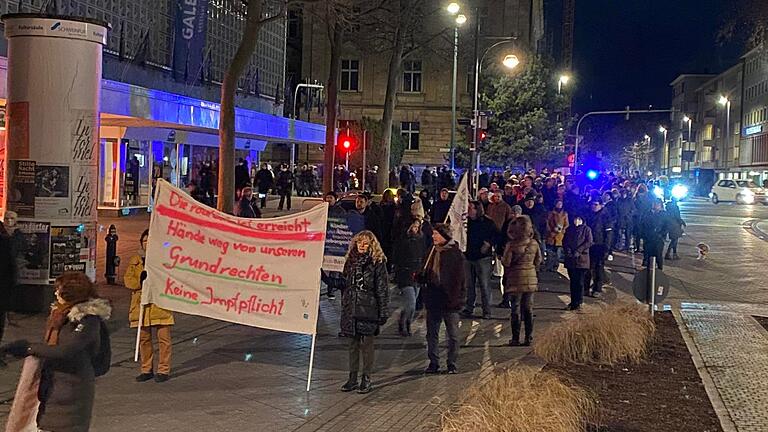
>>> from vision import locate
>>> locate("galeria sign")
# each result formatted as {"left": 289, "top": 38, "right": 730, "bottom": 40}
{"left": 142, "top": 180, "right": 328, "bottom": 335}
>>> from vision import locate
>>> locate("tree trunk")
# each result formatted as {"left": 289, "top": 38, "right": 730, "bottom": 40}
{"left": 377, "top": 25, "right": 405, "bottom": 191}
{"left": 218, "top": 1, "right": 265, "bottom": 213}
{"left": 323, "top": 27, "right": 342, "bottom": 194}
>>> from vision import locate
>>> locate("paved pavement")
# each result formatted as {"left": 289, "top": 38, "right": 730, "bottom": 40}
{"left": 1, "top": 196, "right": 583, "bottom": 431}
{"left": 608, "top": 199, "right": 768, "bottom": 431}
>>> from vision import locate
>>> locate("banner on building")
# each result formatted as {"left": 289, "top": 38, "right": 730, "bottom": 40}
{"left": 173, "top": 0, "right": 210, "bottom": 85}
{"left": 142, "top": 180, "right": 328, "bottom": 335}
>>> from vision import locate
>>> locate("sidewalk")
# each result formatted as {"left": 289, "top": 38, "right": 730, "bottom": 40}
{"left": 606, "top": 242, "right": 768, "bottom": 432}
{"left": 2, "top": 241, "right": 584, "bottom": 431}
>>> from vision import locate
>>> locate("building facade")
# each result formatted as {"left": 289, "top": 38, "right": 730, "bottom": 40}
{"left": 296, "top": 0, "right": 545, "bottom": 168}
{"left": 669, "top": 47, "right": 768, "bottom": 194}
{"left": 0, "top": 0, "right": 324, "bottom": 213}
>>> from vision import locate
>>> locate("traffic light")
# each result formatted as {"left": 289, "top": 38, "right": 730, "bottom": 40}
{"left": 337, "top": 131, "right": 356, "bottom": 152}
{"left": 477, "top": 129, "right": 488, "bottom": 144}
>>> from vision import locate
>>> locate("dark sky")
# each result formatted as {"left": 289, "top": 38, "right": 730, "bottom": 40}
{"left": 572, "top": 0, "right": 744, "bottom": 114}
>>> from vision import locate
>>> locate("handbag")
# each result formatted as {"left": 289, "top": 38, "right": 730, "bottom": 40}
{"left": 353, "top": 287, "right": 379, "bottom": 321}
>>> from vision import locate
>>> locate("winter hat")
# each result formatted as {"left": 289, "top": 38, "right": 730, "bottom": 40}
{"left": 433, "top": 223, "right": 453, "bottom": 242}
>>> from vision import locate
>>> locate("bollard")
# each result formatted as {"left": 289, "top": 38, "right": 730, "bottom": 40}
{"left": 105, "top": 225, "right": 120, "bottom": 285}
{"left": 648, "top": 256, "right": 656, "bottom": 317}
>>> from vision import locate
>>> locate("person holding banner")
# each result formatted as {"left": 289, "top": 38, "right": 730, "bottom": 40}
{"left": 340, "top": 231, "right": 390, "bottom": 394}
{"left": 125, "top": 230, "right": 175, "bottom": 383}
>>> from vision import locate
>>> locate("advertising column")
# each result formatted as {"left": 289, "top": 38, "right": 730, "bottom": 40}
{"left": 3, "top": 14, "right": 109, "bottom": 309}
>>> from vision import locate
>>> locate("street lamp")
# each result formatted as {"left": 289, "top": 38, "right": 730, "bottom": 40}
{"left": 558, "top": 74, "right": 570, "bottom": 95}
{"left": 447, "top": 3, "right": 465, "bottom": 172}
{"left": 719, "top": 95, "right": 731, "bottom": 170}
{"left": 659, "top": 126, "right": 668, "bottom": 174}
{"left": 502, "top": 54, "right": 520, "bottom": 69}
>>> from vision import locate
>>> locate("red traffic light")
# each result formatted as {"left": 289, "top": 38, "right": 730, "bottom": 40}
{"left": 342, "top": 139, "right": 351, "bottom": 149}
{"left": 337, "top": 132, "right": 356, "bottom": 151}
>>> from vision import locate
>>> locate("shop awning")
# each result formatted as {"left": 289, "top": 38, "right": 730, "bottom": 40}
{"left": 100, "top": 80, "right": 325, "bottom": 146}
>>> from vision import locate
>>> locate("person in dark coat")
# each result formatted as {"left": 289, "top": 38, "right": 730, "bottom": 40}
{"left": 379, "top": 189, "right": 397, "bottom": 264}
{"left": 393, "top": 220, "right": 426, "bottom": 336}
{"left": 430, "top": 188, "right": 452, "bottom": 224}
{"left": 255, "top": 163, "right": 274, "bottom": 208}
{"left": 585, "top": 200, "right": 611, "bottom": 297}
{"left": 421, "top": 167, "right": 434, "bottom": 196}
{"left": 665, "top": 199, "right": 686, "bottom": 260}
{"left": 563, "top": 216, "right": 593, "bottom": 310}
{"left": 235, "top": 187, "right": 261, "bottom": 218}
{"left": 502, "top": 217, "right": 543, "bottom": 346}
{"left": 2, "top": 272, "right": 111, "bottom": 432}
{"left": 641, "top": 198, "right": 668, "bottom": 270}
{"left": 522, "top": 194, "right": 548, "bottom": 242}
{"left": 353, "top": 194, "right": 384, "bottom": 243}
{"left": 340, "top": 231, "right": 390, "bottom": 394}
{"left": 422, "top": 224, "right": 466, "bottom": 374}
{"left": 275, "top": 164, "right": 294, "bottom": 211}
{"left": 615, "top": 188, "right": 635, "bottom": 251}
{"left": 0, "top": 225, "right": 17, "bottom": 366}
{"left": 461, "top": 201, "right": 498, "bottom": 320}
{"left": 235, "top": 158, "right": 250, "bottom": 193}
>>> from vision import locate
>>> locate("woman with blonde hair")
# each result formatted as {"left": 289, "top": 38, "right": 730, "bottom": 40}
{"left": 340, "top": 230, "right": 390, "bottom": 394}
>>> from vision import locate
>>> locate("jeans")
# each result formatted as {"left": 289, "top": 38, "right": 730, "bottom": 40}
{"left": 567, "top": 268, "right": 587, "bottom": 308}
{"left": 464, "top": 257, "right": 492, "bottom": 315}
{"left": 278, "top": 190, "right": 292, "bottom": 210}
{"left": 399, "top": 286, "right": 419, "bottom": 330}
{"left": 426, "top": 310, "right": 460, "bottom": 369}
{"left": 139, "top": 325, "right": 172, "bottom": 375}
{"left": 349, "top": 335, "right": 375, "bottom": 375}
{"left": 510, "top": 292, "right": 534, "bottom": 340}
{"left": 545, "top": 245, "right": 563, "bottom": 271}
{"left": 586, "top": 244, "right": 606, "bottom": 293}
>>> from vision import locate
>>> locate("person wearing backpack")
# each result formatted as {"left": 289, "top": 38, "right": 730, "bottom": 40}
{"left": 125, "top": 229, "right": 175, "bottom": 383}
{"left": 1, "top": 271, "right": 112, "bottom": 432}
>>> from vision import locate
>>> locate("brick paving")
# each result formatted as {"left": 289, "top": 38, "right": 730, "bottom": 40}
{"left": 1, "top": 203, "right": 580, "bottom": 431}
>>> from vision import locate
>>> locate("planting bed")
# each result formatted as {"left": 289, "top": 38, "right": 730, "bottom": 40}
{"left": 547, "top": 312, "right": 722, "bottom": 432}
{"left": 755, "top": 315, "right": 768, "bottom": 333}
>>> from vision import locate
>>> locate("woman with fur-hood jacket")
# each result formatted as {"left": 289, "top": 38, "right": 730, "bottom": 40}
{"left": 502, "top": 216, "right": 542, "bottom": 346}
{"left": 2, "top": 272, "right": 112, "bottom": 432}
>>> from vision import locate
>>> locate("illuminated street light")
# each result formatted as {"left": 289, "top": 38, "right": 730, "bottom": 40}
{"left": 718, "top": 95, "right": 729, "bottom": 106}
{"left": 447, "top": 2, "right": 460, "bottom": 14}
{"left": 502, "top": 54, "right": 520, "bottom": 69}
{"left": 456, "top": 14, "right": 467, "bottom": 25}
{"left": 558, "top": 74, "right": 570, "bottom": 94}
{"left": 659, "top": 126, "right": 667, "bottom": 133}
{"left": 683, "top": 115, "right": 690, "bottom": 123}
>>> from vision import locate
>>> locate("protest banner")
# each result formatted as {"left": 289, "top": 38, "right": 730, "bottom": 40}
{"left": 322, "top": 208, "right": 364, "bottom": 273}
{"left": 140, "top": 180, "right": 328, "bottom": 389}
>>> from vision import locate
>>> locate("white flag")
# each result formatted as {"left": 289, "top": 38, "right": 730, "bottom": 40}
{"left": 447, "top": 173, "right": 469, "bottom": 252}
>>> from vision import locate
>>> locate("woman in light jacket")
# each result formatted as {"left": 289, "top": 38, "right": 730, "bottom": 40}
{"left": 125, "top": 229, "right": 175, "bottom": 383}
{"left": 502, "top": 216, "right": 542, "bottom": 346}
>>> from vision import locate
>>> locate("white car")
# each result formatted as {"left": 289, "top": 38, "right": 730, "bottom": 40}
{"left": 710, "top": 179, "right": 768, "bottom": 205}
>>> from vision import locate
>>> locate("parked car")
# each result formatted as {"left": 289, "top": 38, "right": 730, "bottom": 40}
{"left": 710, "top": 179, "right": 768, "bottom": 205}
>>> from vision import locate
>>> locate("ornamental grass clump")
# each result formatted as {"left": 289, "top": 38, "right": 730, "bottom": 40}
{"left": 534, "top": 301, "right": 655, "bottom": 365}
{"left": 441, "top": 367, "right": 597, "bottom": 432}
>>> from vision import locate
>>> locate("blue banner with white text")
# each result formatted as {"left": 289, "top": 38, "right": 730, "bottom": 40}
{"left": 173, "top": 0, "right": 210, "bottom": 85}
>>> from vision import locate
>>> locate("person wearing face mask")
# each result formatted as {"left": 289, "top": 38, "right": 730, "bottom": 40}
{"left": 545, "top": 199, "right": 569, "bottom": 272}
{"left": 563, "top": 216, "right": 593, "bottom": 310}
{"left": 125, "top": 230, "right": 175, "bottom": 383}
{"left": 340, "top": 231, "right": 390, "bottom": 393}
{"left": 2, "top": 272, "right": 111, "bottom": 432}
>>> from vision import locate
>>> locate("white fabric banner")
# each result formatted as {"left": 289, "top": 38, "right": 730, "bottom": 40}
{"left": 141, "top": 180, "right": 328, "bottom": 335}
{"left": 448, "top": 173, "right": 469, "bottom": 252}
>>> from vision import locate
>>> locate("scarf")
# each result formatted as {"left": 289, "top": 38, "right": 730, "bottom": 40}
{"left": 352, "top": 252, "right": 372, "bottom": 291}
{"left": 44, "top": 304, "right": 72, "bottom": 346}
{"left": 430, "top": 241, "right": 454, "bottom": 286}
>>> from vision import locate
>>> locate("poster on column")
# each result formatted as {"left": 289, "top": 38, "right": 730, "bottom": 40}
{"left": 49, "top": 225, "right": 88, "bottom": 278}
{"left": 35, "top": 165, "right": 71, "bottom": 218}
{"left": 15, "top": 221, "right": 51, "bottom": 284}
{"left": 7, "top": 160, "right": 36, "bottom": 217}
{"left": 142, "top": 179, "right": 328, "bottom": 335}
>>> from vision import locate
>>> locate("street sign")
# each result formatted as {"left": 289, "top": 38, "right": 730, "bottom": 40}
{"left": 632, "top": 268, "right": 670, "bottom": 304}
{"left": 438, "top": 148, "right": 451, "bottom": 153}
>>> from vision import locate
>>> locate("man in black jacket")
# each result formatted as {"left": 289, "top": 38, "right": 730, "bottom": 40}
{"left": 354, "top": 194, "right": 384, "bottom": 243}
{"left": 641, "top": 199, "right": 668, "bottom": 270}
{"left": 615, "top": 188, "right": 635, "bottom": 251}
{"left": 276, "top": 164, "right": 294, "bottom": 211}
{"left": 430, "top": 188, "right": 452, "bottom": 223}
{"left": 461, "top": 201, "right": 498, "bottom": 319}
{"left": 585, "top": 200, "right": 611, "bottom": 297}
{"left": 0, "top": 226, "right": 17, "bottom": 367}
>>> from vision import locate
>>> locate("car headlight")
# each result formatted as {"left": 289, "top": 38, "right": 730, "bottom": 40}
{"left": 653, "top": 186, "right": 664, "bottom": 199}
{"left": 742, "top": 190, "right": 756, "bottom": 204}
{"left": 671, "top": 184, "right": 688, "bottom": 200}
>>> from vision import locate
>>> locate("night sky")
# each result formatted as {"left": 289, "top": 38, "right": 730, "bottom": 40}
{"left": 572, "top": 0, "right": 744, "bottom": 114}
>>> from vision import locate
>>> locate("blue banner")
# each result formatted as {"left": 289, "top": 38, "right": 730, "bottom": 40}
{"left": 173, "top": 0, "right": 209, "bottom": 85}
